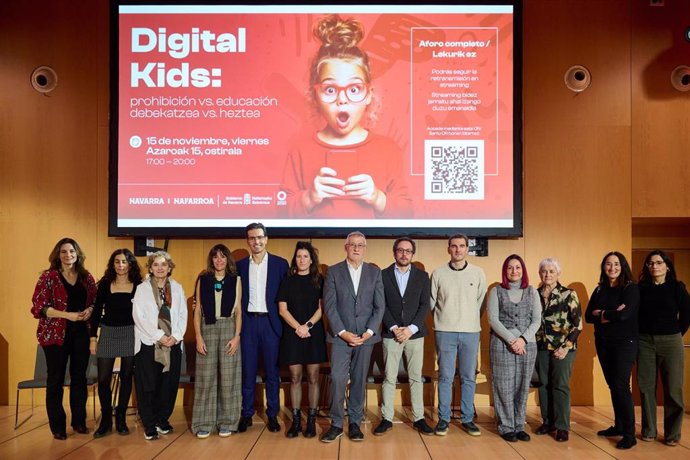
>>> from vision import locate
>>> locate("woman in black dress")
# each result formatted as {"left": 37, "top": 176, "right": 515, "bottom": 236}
{"left": 278, "top": 241, "right": 327, "bottom": 438}
{"left": 91, "top": 249, "right": 142, "bottom": 437}
{"left": 585, "top": 251, "right": 639, "bottom": 450}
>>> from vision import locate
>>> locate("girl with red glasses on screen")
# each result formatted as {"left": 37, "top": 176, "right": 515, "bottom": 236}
{"left": 281, "top": 14, "right": 412, "bottom": 219}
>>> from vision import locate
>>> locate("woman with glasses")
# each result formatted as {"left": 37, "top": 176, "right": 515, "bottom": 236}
{"left": 637, "top": 250, "right": 690, "bottom": 446}
{"left": 280, "top": 14, "right": 412, "bottom": 219}
{"left": 585, "top": 251, "right": 639, "bottom": 450}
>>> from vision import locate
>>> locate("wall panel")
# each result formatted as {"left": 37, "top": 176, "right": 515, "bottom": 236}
{"left": 631, "top": 0, "right": 690, "bottom": 216}
{"left": 523, "top": 0, "right": 632, "bottom": 404}
{"left": 1, "top": 0, "right": 101, "bottom": 408}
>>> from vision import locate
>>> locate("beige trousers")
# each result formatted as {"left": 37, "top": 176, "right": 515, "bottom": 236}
{"left": 381, "top": 337, "right": 425, "bottom": 422}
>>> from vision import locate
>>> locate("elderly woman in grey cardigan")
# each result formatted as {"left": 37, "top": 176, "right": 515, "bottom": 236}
{"left": 488, "top": 254, "right": 541, "bottom": 443}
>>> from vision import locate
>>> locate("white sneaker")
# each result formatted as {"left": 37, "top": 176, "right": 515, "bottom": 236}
{"left": 155, "top": 423, "right": 172, "bottom": 435}
{"left": 196, "top": 430, "right": 211, "bottom": 439}
{"left": 218, "top": 428, "right": 232, "bottom": 438}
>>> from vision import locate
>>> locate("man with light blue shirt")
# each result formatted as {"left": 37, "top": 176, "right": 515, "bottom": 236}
{"left": 374, "top": 237, "right": 433, "bottom": 436}
{"left": 430, "top": 233, "right": 487, "bottom": 436}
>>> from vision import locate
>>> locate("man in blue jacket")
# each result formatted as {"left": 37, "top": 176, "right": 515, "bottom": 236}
{"left": 237, "top": 223, "right": 288, "bottom": 433}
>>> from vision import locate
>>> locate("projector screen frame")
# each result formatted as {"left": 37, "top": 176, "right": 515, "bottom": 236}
{"left": 108, "top": 0, "right": 523, "bottom": 239}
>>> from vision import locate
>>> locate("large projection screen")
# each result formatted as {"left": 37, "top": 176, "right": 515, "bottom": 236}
{"left": 109, "top": 1, "right": 522, "bottom": 238}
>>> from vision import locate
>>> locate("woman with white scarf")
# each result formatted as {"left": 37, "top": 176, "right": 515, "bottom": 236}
{"left": 133, "top": 251, "right": 188, "bottom": 441}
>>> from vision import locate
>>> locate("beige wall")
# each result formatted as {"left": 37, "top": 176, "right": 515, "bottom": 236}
{"left": 1, "top": 0, "right": 689, "bottom": 407}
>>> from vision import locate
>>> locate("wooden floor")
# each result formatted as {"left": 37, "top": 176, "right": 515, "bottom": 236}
{"left": 1, "top": 404, "right": 689, "bottom": 459}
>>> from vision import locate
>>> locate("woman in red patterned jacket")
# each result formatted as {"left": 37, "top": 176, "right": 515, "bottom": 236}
{"left": 31, "top": 237, "right": 97, "bottom": 440}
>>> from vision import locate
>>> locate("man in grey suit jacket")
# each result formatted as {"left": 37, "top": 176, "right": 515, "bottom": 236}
{"left": 373, "top": 237, "right": 433, "bottom": 436}
{"left": 320, "top": 231, "right": 385, "bottom": 443}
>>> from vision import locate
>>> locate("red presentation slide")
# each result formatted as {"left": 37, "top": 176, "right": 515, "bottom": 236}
{"left": 115, "top": 4, "right": 516, "bottom": 231}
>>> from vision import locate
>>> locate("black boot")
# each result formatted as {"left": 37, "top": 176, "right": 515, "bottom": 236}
{"left": 287, "top": 409, "right": 301, "bottom": 438}
{"left": 303, "top": 408, "right": 317, "bottom": 438}
{"left": 115, "top": 408, "right": 130, "bottom": 435}
{"left": 93, "top": 412, "right": 112, "bottom": 438}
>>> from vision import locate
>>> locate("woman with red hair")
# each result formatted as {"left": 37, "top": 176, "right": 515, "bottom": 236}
{"left": 487, "top": 254, "right": 541, "bottom": 442}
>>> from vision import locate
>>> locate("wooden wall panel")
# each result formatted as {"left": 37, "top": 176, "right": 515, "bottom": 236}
{"left": 523, "top": 0, "right": 632, "bottom": 405}
{"left": 522, "top": 0, "right": 631, "bottom": 127}
{"left": 631, "top": 0, "right": 690, "bottom": 216}
{"left": 0, "top": 0, "right": 102, "bottom": 408}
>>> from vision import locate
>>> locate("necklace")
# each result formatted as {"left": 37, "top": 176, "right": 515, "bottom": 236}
{"left": 214, "top": 277, "right": 225, "bottom": 292}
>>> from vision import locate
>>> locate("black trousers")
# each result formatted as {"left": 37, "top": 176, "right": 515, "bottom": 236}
{"left": 134, "top": 343, "right": 182, "bottom": 430}
{"left": 97, "top": 356, "right": 134, "bottom": 414}
{"left": 595, "top": 336, "right": 638, "bottom": 439}
{"left": 42, "top": 323, "right": 90, "bottom": 434}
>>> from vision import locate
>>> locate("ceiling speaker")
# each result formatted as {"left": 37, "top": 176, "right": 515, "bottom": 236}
{"left": 564, "top": 65, "right": 591, "bottom": 93}
{"left": 30, "top": 66, "right": 58, "bottom": 94}
{"left": 670, "top": 65, "right": 690, "bottom": 92}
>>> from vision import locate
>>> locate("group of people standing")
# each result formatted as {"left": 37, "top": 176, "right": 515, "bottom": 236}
{"left": 30, "top": 239, "right": 187, "bottom": 441}
{"left": 30, "top": 232, "right": 688, "bottom": 449}
{"left": 586, "top": 251, "right": 689, "bottom": 448}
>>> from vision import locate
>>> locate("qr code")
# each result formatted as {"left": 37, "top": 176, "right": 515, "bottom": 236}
{"left": 424, "top": 140, "right": 484, "bottom": 200}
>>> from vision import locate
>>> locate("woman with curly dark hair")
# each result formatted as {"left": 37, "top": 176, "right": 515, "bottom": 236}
{"left": 585, "top": 251, "right": 639, "bottom": 450}
{"left": 90, "top": 249, "right": 142, "bottom": 438}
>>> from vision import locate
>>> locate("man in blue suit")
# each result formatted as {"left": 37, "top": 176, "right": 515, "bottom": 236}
{"left": 237, "top": 223, "right": 289, "bottom": 433}
{"left": 320, "top": 231, "right": 385, "bottom": 443}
